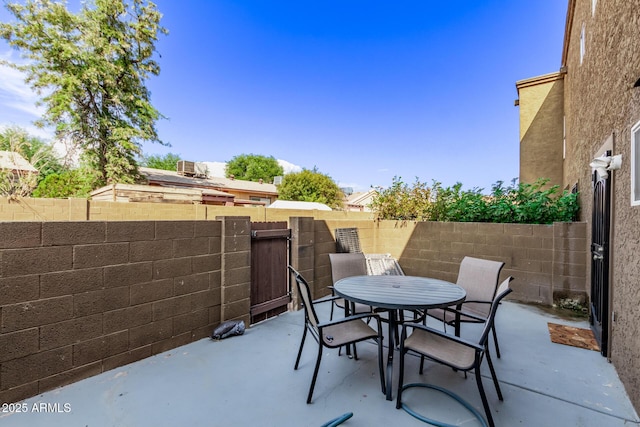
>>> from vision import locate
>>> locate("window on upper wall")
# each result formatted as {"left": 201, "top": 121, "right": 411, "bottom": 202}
{"left": 632, "top": 120, "right": 640, "bottom": 206}
{"left": 580, "top": 23, "right": 586, "bottom": 64}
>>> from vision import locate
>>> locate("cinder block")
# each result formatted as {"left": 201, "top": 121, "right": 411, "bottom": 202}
{"left": 40, "top": 268, "right": 103, "bottom": 298}
{"left": 129, "top": 319, "right": 173, "bottom": 348}
{"left": 106, "top": 222, "right": 155, "bottom": 242}
{"left": 173, "top": 309, "right": 209, "bottom": 336}
{"left": 38, "top": 362, "right": 102, "bottom": 395}
{"left": 102, "top": 346, "right": 153, "bottom": 373}
{"left": 190, "top": 289, "right": 221, "bottom": 310}
{"left": 174, "top": 273, "right": 209, "bottom": 296}
{"left": 73, "top": 243, "right": 129, "bottom": 269}
{"left": 0, "top": 223, "right": 41, "bottom": 249}
{"left": 130, "top": 240, "right": 172, "bottom": 262}
{"left": 1, "top": 347, "right": 73, "bottom": 389}
{"left": 72, "top": 331, "right": 129, "bottom": 366}
{"left": 1, "top": 296, "right": 73, "bottom": 333}
{"left": 103, "top": 304, "right": 153, "bottom": 334}
{"left": 73, "top": 287, "right": 130, "bottom": 317}
{"left": 1, "top": 247, "right": 72, "bottom": 277}
{"left": 222, "top": 266, "right": 250, "bottom": 287}
{"left": 0, "top": 381, "right": 39, "bottom": 405}
{"left": 221, "top": 299, "right": 250, "bottom": 321}
{"left": 42, "top": 222, "right": 105, "bottom": 246}
{"left": 194, "top": 221, "right": 221, "bottom": 237}
{"left": 104, "top": 262, "right": 153, "bottom": 288}
{"left": 151, "top": 332, "right": 192, "bottom": 355}
{"left": 173, "top": 237, "right": 209, "bottom": 258}
{"left": 0, "top": 328, "right": 39, "bottom": 362}
{"left": 39, "top": 314, "right": 103, "bottom": 351}
{"left": 222, "top": 251, "right": 251, "bottom": 270}
{"left": 208, "top": 236, "right": 222, "bottom": 254}
{"left": 221, "top": 282, "right": 251, "bottom": 303}
{"left": 130, "top": 279, "right": 174, "bottom": 305}
{"left": 155, "top": 221, "right": 195, "bottom": 240}
{"left": 153, "top": 258, "right": 192, "bottom": 280}
{"left": 0, "top": 275, "right": 39, "bottom": 305}
{"left": 192, "top": 254, "right": 221, "bottom": 274}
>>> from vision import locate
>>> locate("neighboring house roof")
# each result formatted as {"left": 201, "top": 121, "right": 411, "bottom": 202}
{"left": 90, "top": 183, "right": 234, "bottom": 204}
{"left": 140, "top": 167, "right": 279, "bottom": 195}
{"left": 345, "top": 189, "right": 376, "bottom": 212}
{"left": 267, "top": 200, "right": 332, "bottom": 211}
{"left": 0, "top": 151, "right": 38, "bottom": 173}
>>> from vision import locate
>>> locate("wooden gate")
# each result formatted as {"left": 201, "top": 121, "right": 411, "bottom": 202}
{"left": 250, "top": 222, "right": 291, "bottom": 324}
{"left": 590, "top": 151, "right": 611, "bottom": 357}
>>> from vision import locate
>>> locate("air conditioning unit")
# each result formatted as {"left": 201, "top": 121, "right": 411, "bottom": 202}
{"left": 273, "top": 176, "right": 283, "bottom": 185}
{"left": 194, "top": 162, "right": 208, "bottom": 178}
{"left": 177, "top": 160, "right": 195, "bottom": 176}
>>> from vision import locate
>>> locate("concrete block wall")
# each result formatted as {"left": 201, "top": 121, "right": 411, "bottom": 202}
{"left": 398, "top": 221, "right": 587, "bottom": 305}
{"left": 0, "top": 220, "right": 229, "bottom": 404}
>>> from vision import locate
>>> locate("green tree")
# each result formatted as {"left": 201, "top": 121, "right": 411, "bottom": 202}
{"left": 0, "top": 126, "right": 64, "bottom": 182}
{"left": 225, "top": 154, "right": 284, "bottom": 182}
{"left": 0, "top": 126, "right": 65, "bottom": 196}
{"left": 141, "top": 152, "right": 181, "bottom": 171}
{"left": 0, "top": 0, "right": 168, "bottom": 188}
{"left": 32, "top": 168, "right": 94, "bottom": 198}
{"left": 278, "top": 168, "right": 344, "bottom": 209}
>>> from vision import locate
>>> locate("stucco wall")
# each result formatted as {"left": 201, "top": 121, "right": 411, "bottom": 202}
{"left": 563, "top": 0, "right": 640, "bottom": 410}
{"left": 517, "top": 73, "right": 565, "bottom": 188}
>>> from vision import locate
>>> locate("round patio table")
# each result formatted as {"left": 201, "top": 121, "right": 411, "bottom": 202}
{"left": 333, "top": 275, "right": 466, "bottom": 401}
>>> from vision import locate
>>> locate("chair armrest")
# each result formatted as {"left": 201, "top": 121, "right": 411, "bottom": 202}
{"left": 318, "top": 312, "right": 381, "bottom": 329}
{"left": 443, "top": 307, "right": 487, "bottom": 323}
{"left": 401, "top": 322, "right": 484, "bottom": 352}
{"left": 314, "top": 295, "right": 341, "bottom": 305}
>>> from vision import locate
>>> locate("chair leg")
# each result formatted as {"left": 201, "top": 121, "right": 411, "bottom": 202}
{"left": 485, "top": 349, "right": 503, "bottom": 400}
{"left": 307, "top": 342, "right": 324, "bottom": 404}
{"left": 474, "top": 363, "right": 496, "bottom": 427}
{"left": 491, "top": 324, "right": 501, "bottom": 358}
{"left": 295, "top": 326, "right": 308, "bottom": 370}
{"left": 395, "top": 345, "right": 405, "bottom": 409}
{"left": 377, "top": 337, "right": 386, "bottom": 396}
{"left": 419, "top": 355, "right": 425, "bottom": 375}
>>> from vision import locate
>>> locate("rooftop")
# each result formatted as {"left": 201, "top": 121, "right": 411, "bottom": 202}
{"left": 2, "top": 301, "right": 638, "bottom": 427}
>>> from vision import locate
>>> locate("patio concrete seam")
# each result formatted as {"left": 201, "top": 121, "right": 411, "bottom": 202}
{"left": 496, "top": 378, "right": 640, "bottom": 424}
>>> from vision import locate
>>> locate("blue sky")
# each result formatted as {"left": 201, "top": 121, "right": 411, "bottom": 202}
{"left": 0, "top": 1, "right": 567, "bottom": 192}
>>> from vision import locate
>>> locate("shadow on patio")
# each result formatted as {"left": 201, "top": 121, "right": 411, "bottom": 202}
{"left": 2, "top": 301, "right": 638, "bottom": 427}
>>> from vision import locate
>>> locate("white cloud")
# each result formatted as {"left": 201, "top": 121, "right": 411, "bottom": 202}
{"left": 277, "top": 159, "right": 302, "bottom": 174}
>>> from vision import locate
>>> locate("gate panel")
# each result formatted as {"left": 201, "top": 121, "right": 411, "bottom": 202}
{"left": 250, "top": 222, "right": 291, "bottom": 324}
{"left": 590, "top": 152, "right": 611, "bottom": 357}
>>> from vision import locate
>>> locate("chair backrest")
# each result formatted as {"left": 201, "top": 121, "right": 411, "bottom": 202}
{"left": 456, "top": 256, "right": 505, "bottom": 317}
{"left": 288, "top": 266, "right": 320, "bottom": 330}
{"left": 365, "top": 253, "right": 405, "bottom": 276}
{"left": 329, "top": 253, "right": 367, "bottom": 284}
{"left": 478, "top": 276, "right": 514, "bottom": 347}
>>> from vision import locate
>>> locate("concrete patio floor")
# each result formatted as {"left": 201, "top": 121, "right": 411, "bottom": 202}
{"left": 1, "top": 301, "right": 638, "bottom": 427}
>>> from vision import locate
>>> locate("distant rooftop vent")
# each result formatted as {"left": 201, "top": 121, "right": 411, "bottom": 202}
{"left": 273, "top": 176, "right": 283, "bottom": 185}
{"left": 177, "top": 160, "right": 208, "bottom": 178}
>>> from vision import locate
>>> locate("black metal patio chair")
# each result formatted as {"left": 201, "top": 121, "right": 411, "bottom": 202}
{"left": 396, "top": 276, "right": 513, "bottom": 427}
{"left": 288, "top": 265, "right": 386, "bottom": 403}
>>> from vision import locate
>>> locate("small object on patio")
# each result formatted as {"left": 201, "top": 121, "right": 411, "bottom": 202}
{"left": 547, "top": 323, "right": 600, "bottom": 351}
{"left": 335, "top": 227, "right": 362, "bottom": 253}
{"left": 211, "top": 320, "right": 245, "bottom": 340}
{"left": 365, "top": 253, "right": 405, "bottom": 276}
{"left": 320, "top": 412, "right": 353, "bottom": 427}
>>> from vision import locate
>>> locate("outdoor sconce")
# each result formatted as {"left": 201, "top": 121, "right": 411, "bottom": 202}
{"left": 590, "top": 154, "right": 622, "bottom": 178}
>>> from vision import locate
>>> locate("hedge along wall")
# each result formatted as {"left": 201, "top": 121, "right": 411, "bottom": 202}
{"left": 0, "top": 218, "right": 251, "bottom": 404}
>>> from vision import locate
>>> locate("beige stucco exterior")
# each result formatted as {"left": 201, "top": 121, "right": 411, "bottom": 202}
{"left": 517, "top": 0, "right": 640, "bottom": 412}
{"left": 516, "top": 73, "right": 565, "bottom": 188}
